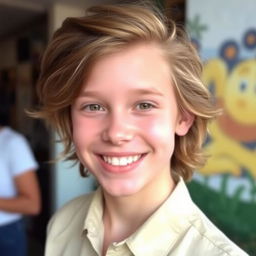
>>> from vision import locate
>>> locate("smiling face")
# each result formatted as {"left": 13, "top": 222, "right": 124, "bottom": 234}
{"left": 71, "top": 43, "right": 193, "bottom": 198}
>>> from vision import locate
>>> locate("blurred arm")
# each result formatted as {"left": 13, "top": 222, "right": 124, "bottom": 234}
{"left": 0, "top": 170, "right": 41, "bottom": 215}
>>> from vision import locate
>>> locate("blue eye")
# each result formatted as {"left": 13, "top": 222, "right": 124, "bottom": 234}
{"left": 83, "top": 104, "right": 105, "bottom": 111}
{"left": 136, "top": 102, "right": 154, "bottom": 110}
{"left": 239, "top": 81, "right": 248, "bottom": 92}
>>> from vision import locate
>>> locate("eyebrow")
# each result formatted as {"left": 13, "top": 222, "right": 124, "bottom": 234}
{"left": 79, "top": 88, "right": 165, "bottom": 98}
{"left": 132, "top": 88, "right": 165, "bottom": 97}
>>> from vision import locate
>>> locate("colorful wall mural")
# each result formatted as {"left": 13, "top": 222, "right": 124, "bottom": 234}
{"left": 187, "top": 0, "right": 256, "bottom": 254}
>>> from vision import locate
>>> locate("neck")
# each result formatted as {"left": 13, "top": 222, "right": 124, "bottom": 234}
{"left": 102, "top": 172, "right": 175, "bottom": 244}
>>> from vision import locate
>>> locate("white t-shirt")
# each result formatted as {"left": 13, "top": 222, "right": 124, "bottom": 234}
{"left": 0, "top": 127, "right": 38, "bottom": 226}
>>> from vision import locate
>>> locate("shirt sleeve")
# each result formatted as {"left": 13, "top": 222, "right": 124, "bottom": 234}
{"left": 8, "top": 134, "right": 39, "bottom": 177}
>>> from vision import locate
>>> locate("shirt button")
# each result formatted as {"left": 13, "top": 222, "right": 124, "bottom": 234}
{"left": 112, "top": 243, "right": 120, "bottom": 251}
{"left": 87, "top": 220, "right": 97, "bottom": 237}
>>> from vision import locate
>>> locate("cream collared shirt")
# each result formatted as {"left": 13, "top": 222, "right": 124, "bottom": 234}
{"left": 45, "top": 179, "right": 248, "bottom": 256}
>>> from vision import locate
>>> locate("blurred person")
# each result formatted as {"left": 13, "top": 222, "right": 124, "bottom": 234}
{"left": 32, "top": 1, "right": 248, "bottom": 256}
{"left": 0, "top": 102, "right": 41, "bottom": 256}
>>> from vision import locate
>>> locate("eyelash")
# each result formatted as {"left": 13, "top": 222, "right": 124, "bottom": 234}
{"left": 82, "top": 103, "right": 105, "bottom": 112}
{"left": 135, "top": 102, "right": 156, "bottom": 111}
{"left": 81, "top": 101, "right": 156, "bottom": 113}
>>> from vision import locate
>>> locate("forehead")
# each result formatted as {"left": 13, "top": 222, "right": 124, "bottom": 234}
{"left": 82, "top": 42, "right": 172, "bottom": 91}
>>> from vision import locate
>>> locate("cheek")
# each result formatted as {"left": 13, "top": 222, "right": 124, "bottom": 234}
{"left": 71, "top": 114, "right": 82, "bottom": 144}
{"left": 139, "top": 114, "right": 175, "bottom": 144}
{"left": 71, "top": 114, "right": 94, "bottom": 147}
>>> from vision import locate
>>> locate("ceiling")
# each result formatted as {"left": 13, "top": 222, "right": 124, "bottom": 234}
{"left": 0, "top": 0, "right": 185, "bottom": 40}
{"left": 0, "top": 0, "right": 111, "bottom": 39}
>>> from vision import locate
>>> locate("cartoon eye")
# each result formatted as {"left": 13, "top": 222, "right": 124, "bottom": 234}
{"left": 239, "top": 80, "right": 248, "bottom": 92}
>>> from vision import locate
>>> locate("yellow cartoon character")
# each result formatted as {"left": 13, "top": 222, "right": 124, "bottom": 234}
{"left": 199, "top": 59, "right": 256, "bottom": 177}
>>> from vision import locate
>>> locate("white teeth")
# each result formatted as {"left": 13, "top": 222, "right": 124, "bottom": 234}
{"left": 119, "top": 157, "right": 127, "bottom": 166}
{"left": 132, "top": 155, "right": 139, "bottom": 162}
{"left": 102, "top": 155, "right": 142, "bottom": 166}
{"left": 127, "top": 156, "right": 133, "bottom": 164}
{"left": 112, "top": 157, "right": 119, "bottom": 166}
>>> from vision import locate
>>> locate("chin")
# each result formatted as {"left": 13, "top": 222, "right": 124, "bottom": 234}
{"left": 102, "top": 182, "right": 142, "bottom": 198}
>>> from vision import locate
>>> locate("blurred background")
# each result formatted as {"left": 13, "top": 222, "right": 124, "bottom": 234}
{"left": 0, "top": 0, "right": 255, "bottom": 255}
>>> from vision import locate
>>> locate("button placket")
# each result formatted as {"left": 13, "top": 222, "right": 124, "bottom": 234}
{"left": 87, "top": 220, "right": 97, "bottom": 237}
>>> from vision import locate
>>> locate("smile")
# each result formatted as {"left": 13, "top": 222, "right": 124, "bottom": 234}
{"left": 101, "top": 155, "right": 142, "bottom": 166}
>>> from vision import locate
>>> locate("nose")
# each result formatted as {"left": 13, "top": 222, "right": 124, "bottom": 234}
{"left": 101, "top": 112, "right": 134, "bottom": 145}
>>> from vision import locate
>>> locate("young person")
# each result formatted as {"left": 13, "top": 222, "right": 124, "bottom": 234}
{"left": 33, "top": 2, "right": 248, "bottom": 256}
{"left": 0, "top": 102, "right": 41, "bottom": 256}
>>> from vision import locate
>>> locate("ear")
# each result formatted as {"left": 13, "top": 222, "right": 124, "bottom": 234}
{"left": 175, "top": 111, "right": 194, "bottom": 136}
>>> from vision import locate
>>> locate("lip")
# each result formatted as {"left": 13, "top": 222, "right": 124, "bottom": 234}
{"left": 96, "top": 153, "right": 147, "bottom": 174}
{"left": 97, "top": 152, "right": 144, "bottom": 157}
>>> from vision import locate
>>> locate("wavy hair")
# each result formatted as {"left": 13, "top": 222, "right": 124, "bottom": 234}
{"left": 32, "top": 1, "right": 218, "bottom": 182}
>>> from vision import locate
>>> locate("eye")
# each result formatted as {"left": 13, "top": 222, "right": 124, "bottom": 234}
{"left": 83, "top": 104, "right": 105, "bottom": 112}
{"left": 239, "top": 80, "right": 248, "bottom": 92}
{"left": 136, "top": 102, "right": 155, "bottom": 111}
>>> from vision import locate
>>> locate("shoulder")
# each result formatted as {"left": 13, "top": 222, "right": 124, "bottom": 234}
{"left": 9, "top": 131, "right": 29, "bottom": 148}
{"left": 186, "top": 203, "right": 248, "bottom": 256}
{"left": 47, "top": 192, "right": 95, "bottom": 238}
{"left": 2, "top": 128, "right": 38, "bottom": 175}
{"left": 169, "top": 179, "right": 248, "bottom": 255}
{"left": 3, "top": 128, "right": 29, "bottom": 151}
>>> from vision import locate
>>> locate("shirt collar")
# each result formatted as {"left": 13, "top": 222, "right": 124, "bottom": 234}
{"left": 83, "top": 187, "right": 104, "bottom": 255}
{"left": 83, "top": 178, "right": 196, "bottom": 256}
{"left": 126, "top": 178, "right": 196, "bottom": 256}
